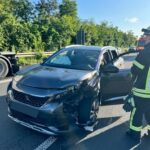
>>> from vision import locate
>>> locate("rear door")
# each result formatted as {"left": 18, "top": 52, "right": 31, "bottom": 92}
{"left": 100, "top": 51, "right": 133, "bottom": 101}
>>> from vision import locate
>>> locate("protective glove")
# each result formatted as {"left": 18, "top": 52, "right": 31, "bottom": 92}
{"left": 123, "top": 93, "right": 134, "bottom": 112}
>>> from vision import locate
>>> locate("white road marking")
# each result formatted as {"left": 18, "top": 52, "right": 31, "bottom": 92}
{"left": 78, "top": 114, "right": 130, "bottom": 144}
{"left": 34, "top": 136, "right": 57, "bottom": 150}
{"left": 0, "top": 77, "right": 57, "bottom": 150}
{"left": 0, "top": 78, "right": 12, "bottom": 84}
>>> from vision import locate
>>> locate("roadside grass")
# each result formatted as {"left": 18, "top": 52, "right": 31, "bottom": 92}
{"left": 18, "top": 50, "right": 54, "bottom": 65}
{"left": 18, "top": 57, "right": 43, "bottom": 65}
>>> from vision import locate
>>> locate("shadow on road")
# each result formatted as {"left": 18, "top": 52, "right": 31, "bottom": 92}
{"left": 57, "top": 116, "right": 123, "bottom": 150}
{"left": 58, "top": 116, "right": 150, "bottom": 150}
{"left": 71, "top": 121, "right": 137, "bottom": 150}
{"left": 102, "top": 99, "right": 124, "bottom": 106}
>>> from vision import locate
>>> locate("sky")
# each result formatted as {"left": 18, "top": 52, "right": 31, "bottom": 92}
{"left": 76, "top": 0, "right": 150, "bottom": 37}
{"left": 33, "top": 0, "right": 150, "bottom": 37}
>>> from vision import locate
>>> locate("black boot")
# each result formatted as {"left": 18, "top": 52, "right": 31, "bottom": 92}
{"left": 126, "top": 129, "right": 141, "bottom": 143}
{"left": 148, "top": 130, "right": 150, "bottom": 136}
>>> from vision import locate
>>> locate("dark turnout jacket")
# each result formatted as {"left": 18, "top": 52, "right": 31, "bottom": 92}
{"left": 131, "top": 43, "right": 150, "bottom": 98}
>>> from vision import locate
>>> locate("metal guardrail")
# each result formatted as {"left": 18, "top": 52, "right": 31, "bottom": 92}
{"left": 16, "top": 52, "right": 54, "bottom": 57}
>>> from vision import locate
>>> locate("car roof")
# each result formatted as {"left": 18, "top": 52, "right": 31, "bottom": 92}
{"left": 64, "top": 45, "right": 102, "bottom": 51}
{"left": 64, "top": 45, "right": 117, "bottom": 52}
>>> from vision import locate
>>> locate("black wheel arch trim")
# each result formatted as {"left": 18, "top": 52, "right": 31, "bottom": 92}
{"left": 0, "top": 55, "right": 13, "bottom": 74}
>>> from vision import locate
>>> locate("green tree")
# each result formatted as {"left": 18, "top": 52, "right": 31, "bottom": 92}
{"left": 0, "top": 0, "right": 137, "bottom": 53}
{"left": 81, "top": 20, "right": 98, "bottom": 45}
{"left": 59, "top": 0, "right": 77, "bottom": 18}
{"left": 36, "top": 0, "right": 58, "bottom": 18}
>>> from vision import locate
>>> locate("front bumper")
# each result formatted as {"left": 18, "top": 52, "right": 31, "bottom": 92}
{"left": 8, "top": 114, "right": 58, "bottom": 135}
{"left": 7, "top": 97, "right": 74, "bottom": 135}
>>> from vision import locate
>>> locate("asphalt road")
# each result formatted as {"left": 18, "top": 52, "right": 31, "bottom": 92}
{"left": 1, "top": 54, "right": 150, "bottom": 150}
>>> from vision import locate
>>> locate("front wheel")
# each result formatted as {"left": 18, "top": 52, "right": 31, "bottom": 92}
{"left": 78, "top": 96, "right": 100, "bottom": 126}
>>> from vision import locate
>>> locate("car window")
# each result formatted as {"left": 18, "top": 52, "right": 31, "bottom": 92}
{"left": 110, "top": 50, "right": 118, "bottom": 60}
{"left": 44, "top": 49, "right": 100, "bottom": 70}
{"left": 103, "top": 51, "right": 112, "bottom": 65}
{"left": 50, "top": 51, "right": 71, "bottom": 65}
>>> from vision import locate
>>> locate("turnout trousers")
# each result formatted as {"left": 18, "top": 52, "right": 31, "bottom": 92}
{"left": 130, "top": 95, "right": 150, "bottom": 134}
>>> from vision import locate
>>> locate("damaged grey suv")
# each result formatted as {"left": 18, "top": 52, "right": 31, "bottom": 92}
{"left": 6, "top": 45, "right": 132, "bottom": 135}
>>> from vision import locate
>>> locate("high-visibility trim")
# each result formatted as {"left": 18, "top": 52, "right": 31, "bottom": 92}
{"left": 133, "top": 61, "right": 144, "bottom": 70}
{"left": 130, "top": 125, "right": 142, "bottom": 132}
{"left": 130, "top": 97, "right": 135, "bottom": 107}
{"left": 129, "top": 72, "right": 132, "bottom": 78}
{"left": 147, "top": 125, "right": 150, "bottom": 130}
{"left": 146, "top": 67, "right": 150, "bottom": 90}
{"left": 130, "top": 108, "right": 142, "bottom": 132}
{"left": 133, "top": 91, "right": 150, "bottom": 98}
{"left": 132, "top": 87, "right": 150, "bottom": 94}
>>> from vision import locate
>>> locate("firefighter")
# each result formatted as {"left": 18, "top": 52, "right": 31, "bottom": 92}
{"left": 127, "top": 27, "right": 150, "bottom": 142}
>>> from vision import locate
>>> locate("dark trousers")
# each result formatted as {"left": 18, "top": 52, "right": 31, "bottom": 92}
{"left": 129, "top": 96, "right": 150, "bottom": 133}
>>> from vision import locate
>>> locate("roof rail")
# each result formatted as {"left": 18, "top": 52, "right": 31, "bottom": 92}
{"left": 65, "top": 45, "right": 83, "bottom": 48}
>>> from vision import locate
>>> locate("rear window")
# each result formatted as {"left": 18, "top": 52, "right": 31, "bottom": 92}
{"left": 111, "top": 50, "right": 118, "bottom": 60}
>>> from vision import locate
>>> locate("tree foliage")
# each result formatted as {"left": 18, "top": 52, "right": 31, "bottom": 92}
{"left": 0, "top": 0, "right": 137, "bottom": 52}
{"left": 59, "top": 0, "right": 77, "bottom": 17}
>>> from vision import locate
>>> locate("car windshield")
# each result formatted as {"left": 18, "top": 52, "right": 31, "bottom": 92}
{"left": 43, "top": 48, "right": 100, "bottom": 70}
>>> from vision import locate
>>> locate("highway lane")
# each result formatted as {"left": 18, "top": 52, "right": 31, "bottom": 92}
{"left": 1, "top": 54, "right": 150, "bottom": 150}
{"left": 0, "top": 81, "right": 128, "bottom": 150}
{"left": 0, "top": 81, "right": 50, "bottom": 150}
{"left": 1, "top": 82, "right": 150, "bottom": 150}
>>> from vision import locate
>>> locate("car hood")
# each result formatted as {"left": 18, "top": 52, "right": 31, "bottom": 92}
{"left": 14, "top": 65, "right": 96, "bottom": 89}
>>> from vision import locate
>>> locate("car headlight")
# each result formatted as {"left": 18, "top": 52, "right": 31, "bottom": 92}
{"left": 66, "top": 84, "right": 81, "bottom": 92}
{"left": 67, "top": 86, "right": 75, "bottom": 92}
{"left": 45, "top": 84, "right": 81, "bottom": 105}
{"left": 46, "top": 92, "right": 65, "bottom": 104}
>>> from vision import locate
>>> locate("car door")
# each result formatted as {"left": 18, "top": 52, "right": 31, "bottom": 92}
{"left": 100, "top": 50, "right": 133, "bottom": 101}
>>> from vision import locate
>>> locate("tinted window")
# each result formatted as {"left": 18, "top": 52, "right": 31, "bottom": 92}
{"left": 111, "top": 50, "right": 118, "bottom": 60}
{"left": 43, "top": 49, "right": 100, "bottom": 70}
{"left": 103, "top": 52, "right": 111, "bottom": 65}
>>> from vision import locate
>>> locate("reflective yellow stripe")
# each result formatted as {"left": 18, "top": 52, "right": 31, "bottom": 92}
{"left": 129, "top": 72, "right": 132, "bottom": 78}
{"left": 133, "top": 91, "right": 150, "bottom": 98}
{"left": 132, "top": 88, "right": 150, "bottom": 94}
{"left": 147, "top": 125, "right": 150, "bottom": 130}
{"left": 133, "top": 60, "right": 144, "bottom": 70}
{"left": 130, "top": 125, "right": 142, "bottom": 132}
{"left": 131, "top": 97, "right": 135, "bottom": 107}
{"left": 130, "top": 108, "right": 142, "bottom": 132}
{"left": 130, "top": 108, "right": 136, "bottom": 129}
{"left": 146, "top": 67, "right": 150, "bottom": 90}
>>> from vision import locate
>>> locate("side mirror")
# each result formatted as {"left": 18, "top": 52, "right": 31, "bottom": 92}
{"left": 103, "top": 65, "right": 119, "bottom": 73}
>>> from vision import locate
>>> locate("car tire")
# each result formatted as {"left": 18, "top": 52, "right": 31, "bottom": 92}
{"left": 0, "top": 58, "right": 9, "bottom": 78}
{"left": 78, "top": 96, "right": 99, "bottom": 125}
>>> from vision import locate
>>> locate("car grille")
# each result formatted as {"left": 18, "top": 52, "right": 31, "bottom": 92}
{"left": 13, "top": 89, "right": 49, "bottom": 107}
